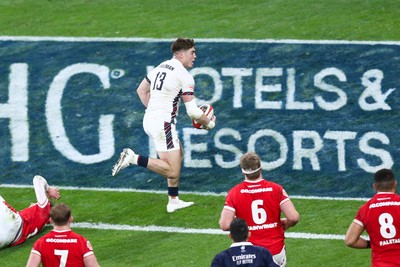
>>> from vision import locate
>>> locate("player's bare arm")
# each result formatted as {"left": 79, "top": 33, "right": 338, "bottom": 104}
{"left": 136, "top": 78, "right": 151, "bottom": 107}
{"left": 83, "top": 254, "right": 101, "bottom": 267}
{"left": 280, "top": 200, "right": 299, "bottom": 230}
{"left": 219, "top": 208, "right": 235, "bottom": 231}
{"left": 345, "top": 222, "right": 369, "bottom": 249}
{"left": 26, "top": 252, "right": 41, "bottom": 267}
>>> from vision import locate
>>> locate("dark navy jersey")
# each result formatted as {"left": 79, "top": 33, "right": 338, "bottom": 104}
{"left": 211, "top": 242, "right": 279, "bottom": 267}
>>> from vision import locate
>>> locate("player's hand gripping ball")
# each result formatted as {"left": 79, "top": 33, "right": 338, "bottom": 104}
{"left": 192, "top": 104, "right": 214, "bottom": 129}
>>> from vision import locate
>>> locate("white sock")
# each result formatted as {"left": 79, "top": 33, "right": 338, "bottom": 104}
{"left": 168, "top": 196, "right": 179, "bottom": 202}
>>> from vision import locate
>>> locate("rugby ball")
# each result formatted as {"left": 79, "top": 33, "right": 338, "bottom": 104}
{"left": 192, "top": 104, "right": 214, "bottom": 129}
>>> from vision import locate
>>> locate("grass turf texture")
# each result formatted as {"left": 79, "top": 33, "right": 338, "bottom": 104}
{"left": 0, "top": 0, "right": 398, "bottom": 41}
{"left": 0, "top": 188, "right": 370, "bottom": 266}
{"left": 0, "top": 0, "right": 395, "bottom": 266}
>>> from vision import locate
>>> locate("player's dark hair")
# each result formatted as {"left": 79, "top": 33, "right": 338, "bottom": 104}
{"left": 171, "top": 38, "right": 195, "bottom": 53}
{"left": 50, "top": 203, "right": 72, "bottom": 226}
{"left": 240, "top": 152, "right": 262, "bottom": 180}
{"left": 229, "top": 218, "right": 249, "bottom": 242}
{"left": 374, "top": 168, "right": 396, "bottom": 191}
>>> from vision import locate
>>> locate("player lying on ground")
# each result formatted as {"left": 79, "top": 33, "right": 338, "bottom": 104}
{"left": 0, "top": 175, "right": 60, "bottom": 248}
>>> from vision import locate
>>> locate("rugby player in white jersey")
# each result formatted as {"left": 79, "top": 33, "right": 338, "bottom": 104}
{"left": 112, "top": 38, "right": 216, "bottom": 213}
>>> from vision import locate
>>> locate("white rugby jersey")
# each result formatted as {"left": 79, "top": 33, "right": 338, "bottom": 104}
{"left": 145, "top": 57, "right": 195, "bottom": 123}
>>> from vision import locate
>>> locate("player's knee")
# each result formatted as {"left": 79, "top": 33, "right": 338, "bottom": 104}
{"left": 164, "top": 162, "right": 181, "bottom": 180}
{"left": 167, "top": 173, "right": 179, "bottom": 180}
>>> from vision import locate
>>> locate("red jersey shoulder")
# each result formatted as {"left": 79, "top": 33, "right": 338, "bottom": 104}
{"left": 368, "top": 193, "right": 400, "bottom": 206}
{"left": 357, "top": 193, "right": 400, "bottom": 219}
{"left": 263, "top": 180, "right": 283, "bottom": 190}
{"left": 86, "top": 240, "right": 93, "bottom": 251}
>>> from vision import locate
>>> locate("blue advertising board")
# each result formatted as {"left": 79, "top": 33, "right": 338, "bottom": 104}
{"left": 1, "top": 37, "right": 399, "bottom": 197}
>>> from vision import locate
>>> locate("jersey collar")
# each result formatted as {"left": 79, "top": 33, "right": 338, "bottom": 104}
{"left": 244, "top": 178, "right": 263, "bottom": 183}
{"left": 230, "top": 241, "right": 253, "bottom": 248}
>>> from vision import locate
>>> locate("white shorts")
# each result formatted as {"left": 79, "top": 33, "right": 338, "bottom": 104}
{"left": 273, "top": 246, "right": 287, "bottom": 267}
{"left": 0, "top": 198, "right": 22, "bottom": 248}
{"left": 143, "top": 113, "right": 180, "bottom": 152}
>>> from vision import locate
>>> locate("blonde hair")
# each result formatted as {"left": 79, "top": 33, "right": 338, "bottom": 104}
{"left": 240, "top": 152, "right": 262, "bottom": 179}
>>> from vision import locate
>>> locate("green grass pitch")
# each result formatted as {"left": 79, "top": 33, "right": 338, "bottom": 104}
{"left": 0, "top": 188, "right": 371, "bottom": 266}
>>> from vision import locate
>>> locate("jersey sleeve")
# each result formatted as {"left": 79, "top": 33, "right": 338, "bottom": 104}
{"left": 223, "top": 188, "right": 237, "bottom": 212}
{"left": 179, "top": 71, "right": 195, "bottom": 95}
{"left": 279, "top": 188, "right": 290, "bottom": 205}
{"left": 31, "top": 238, "right": 44, "bottom": 256}
{"left": 145, "top": 68, "right": 156, "bottom": 86}
{"left": 354, "top": 204, "right": 367, "bottom": 227}
{"left": 80, "top": 237, "right": 94, "bottom": 258}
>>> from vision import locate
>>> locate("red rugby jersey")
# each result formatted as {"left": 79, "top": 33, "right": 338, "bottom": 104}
{"left": 354, "top": 192, "right": 400, "bottom": 267}
{"left": 224, "top": 179, "right": 289, "bottom": 255}
{"left": 31, "top": 229, "right": 94, "bottom": 267}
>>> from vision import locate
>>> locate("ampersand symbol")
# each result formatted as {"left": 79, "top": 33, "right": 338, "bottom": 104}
{"left": 358, "top": 69, "right": 395, "bottom": 111}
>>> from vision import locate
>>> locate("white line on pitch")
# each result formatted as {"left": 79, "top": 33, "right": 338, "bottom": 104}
{"left": 71, "top": 222, "right": 347, "bottom": 240}
{"left": 1, "top": 184, "right": 369, "bottom": 201}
